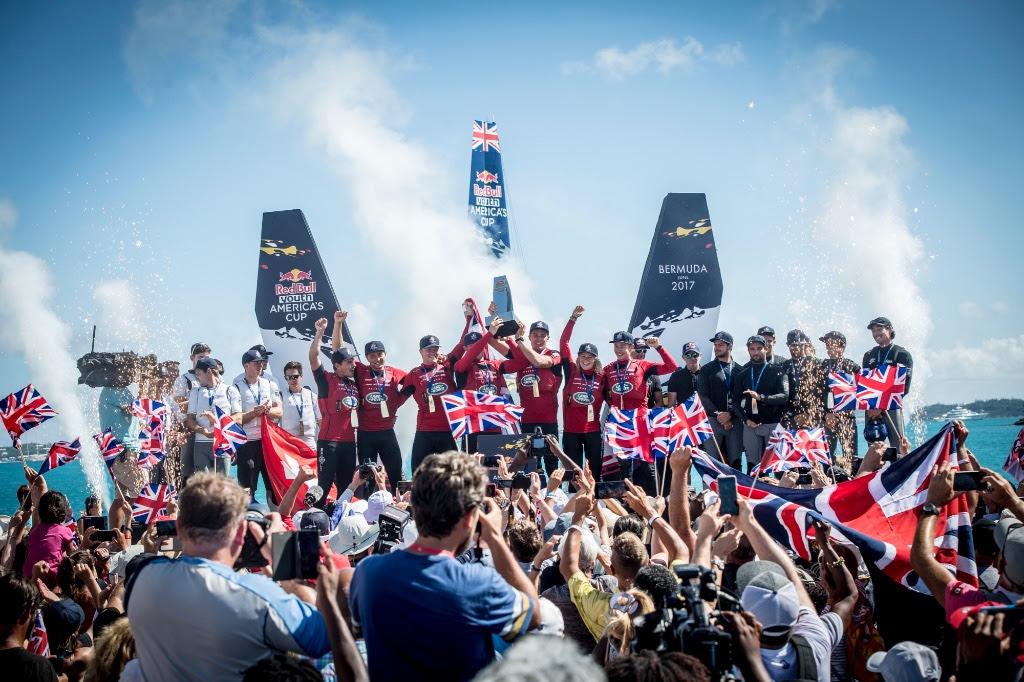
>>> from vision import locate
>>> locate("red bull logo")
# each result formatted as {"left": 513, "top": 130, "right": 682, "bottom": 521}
{"left": 475, "top": 170, "right": 499, "bottom": 184}
{"left": 473, "top": 183, "right": 503, "bottom": 199}
{"left": 279, "top": 268, "right": 313, "bottom": 283}
{"left": 275, "top": 268, "right": 317, "bottom": 295}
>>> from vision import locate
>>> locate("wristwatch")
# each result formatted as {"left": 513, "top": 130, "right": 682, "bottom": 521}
{"left": 921, "top": 503, "right": 941, "bottom": 516}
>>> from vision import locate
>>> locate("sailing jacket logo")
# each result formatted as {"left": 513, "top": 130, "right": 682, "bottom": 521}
{"left": 572, "top": 391, "right": 594, "bottom": 405}
{"left": 428, "top": 382, "right": 449, "bottom": 395}
{"left": 611, "top": 381, "right": 634, "bottom": 394}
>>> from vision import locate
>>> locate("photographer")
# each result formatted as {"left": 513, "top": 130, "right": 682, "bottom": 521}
{"left": 125, "top": 472, "right": 330, "bottom": 681}
{"left": 349, "top": 452, "right": 540, "bottom": 681}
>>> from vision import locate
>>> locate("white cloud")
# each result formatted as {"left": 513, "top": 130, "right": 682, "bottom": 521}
{"left": 930, "top": 336, "right": 1024, "bottom": 380}
{"left": 568, "top": 37, "right": 745, "bottom": 81}
{"left": 0, "top": 198, "right": 16, "bottom": 234}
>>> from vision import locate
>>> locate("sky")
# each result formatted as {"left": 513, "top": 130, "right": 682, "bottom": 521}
{"left": 1, "top": 0, "right": 1022, "bottom": 453}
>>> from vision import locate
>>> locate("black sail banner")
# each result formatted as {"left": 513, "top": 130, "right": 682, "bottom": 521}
{"left": 255, "top": 210, "right": 355, "bottom": 380}
{"left": 628, "top": 194, "right": 723, "bottom": 360}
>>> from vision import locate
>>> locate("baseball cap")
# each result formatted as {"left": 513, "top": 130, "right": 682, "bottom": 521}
{"left": 682, "top": 341, "right": 700, "bottom": 357}
{"left": 536, "top": 597, "right": 566, "bottom": 636}
{"left": 419, "top": 335, "right": 441, "bottom": 349}
{"left": 329, "top": 514, "right": 379, "bottom": 555}
{"left": 738, "top": 563, "right": 800, "bottom": 634}
{"left": 530, "top": 321, "right": 550, "bottom": 334}
{"left": 296, "top": 509, "right": 332, "bottom": 540}
{"left": 610, "top": 331, "right": 633, "bottom": 344}
{"left": 195, "top": 357, "right": 219, "bottom": 372}
{"left": 632, "top": 338, "right": 649, "bottom": 350}
{"left": 864, "top": 419, "right": 889, "bottom": 443}
{"left": 867, "top": 316, "right": 894, "bottom": 330}
{"left": 866, "top": 641, "right": 940, "bottom": 682}
{"left": 331, "top": 348, "right": 357, "bottom": 364}
{"left": 364, "top": 341, "right": 386, "bottom": 354}
{"left": 996, "top": 517, "right": 1024, "bottom": 585}
{"left": 709, "top": 331, "right": 733, "bottom": 345}
{"left": 364, "top": 490, "right": 394, "bottom": 524}
{"left": 43, "top": 599, "right": 85, "bottom": 652}
{"left": 249, "top": 344, "right": 273, "bottom": 358}
{"left": 819, "top": 331, "right": 847, "bottom": 344}
{"left": 241, "top": 349, "right": 263, "bottom": 365}
{"left": 463, "top": 332, "right": 483, "bottom": 346}
{"left": 757, "top": 326, "right": 775, "bottom": 337}
{"left": 746, "top": 335, "right": 767, "bottom": 347}
{"left": 786, "top": 329, "right": 811, "bottom": 345}
{"left": 578, "top": 342, "right": 599, "bottom": 357}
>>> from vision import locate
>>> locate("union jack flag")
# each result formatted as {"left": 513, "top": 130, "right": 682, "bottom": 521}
{"left": 441, "top": 391, "right": 523, "bottom": 439}
{"left": 755, "top": 427, "right": 831, "bottom": 475}
{"left": 132, "top": 482, "right": 176, "bottom": 524}
{"left": 828, "top": 371, "right": 857, "bottom": 412}
{"left": 213, "top": 405, "right": 247, "bottom": 458}
{"left": 28, "top": 610, "right": 49, "bottom": 656}
{"left": 605, "top": 407, "right": 652, "bottom": 462}
{"left": 856, "top": 364, "right": 908, "bottom": 411}
{"left": 38, "top": 437, "right": 81, "bottom": 475}
{"left": 1004, "top": 426, "right": 1024, "bottom": 482}
{"left": 132, "top": 398, "right": 169, "bottom": 421}
{"left": 471, "top": 120, "right": 501, "bottom": 153}
{"left": 0, "top": 384, "right": 58, "bottom": 447}
{"left": 600, "top": 446, "right": 622, "bottom": 479}
{"left": 650, "top": 394, "right": 713, "bottom": 459}
{"left": 93, "top": 429, "right": 125, "bottom": 470}
{"left": 695, "top": 423, "right": 976, "bottom": 593}
{"left": 137, "top": 415, "right": 166, "bottom": 468}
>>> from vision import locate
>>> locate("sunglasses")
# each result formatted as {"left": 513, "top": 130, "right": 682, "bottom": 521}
{"left": 684, "top": 353, "right": 700, "bottom": 359}
{"left": 285, "top": 374, "right": 301, "bottom": 380}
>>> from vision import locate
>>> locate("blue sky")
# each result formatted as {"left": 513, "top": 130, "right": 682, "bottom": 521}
{"left": 1, "top": 0, "right": 1022, "bottom": 445}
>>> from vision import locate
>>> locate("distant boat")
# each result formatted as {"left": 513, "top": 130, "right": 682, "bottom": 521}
{"left": 934, "top": 405, "right": 987, "bottom": 421}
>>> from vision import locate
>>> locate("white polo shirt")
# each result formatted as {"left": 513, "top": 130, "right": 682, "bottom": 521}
{"left": 187, "top": 382, "right": 242, "bottom": 442}
{"left": 232, "top": 376, "right": 279, "bottom": 441}
{"left": 280, "top": 386, "right": 321, "bottom": 449}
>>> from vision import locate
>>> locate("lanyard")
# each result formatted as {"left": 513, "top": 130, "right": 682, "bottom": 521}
{"left": 751, "top": 363, "right": 767, "bottom": 391}
{"left": 242, "top": 379, "right": 261, "bottom": 406}
{"left": 614, "top": 360, "right": 633, "bottom": 391}
{"left": 406, "top": 542, "right": 454, "bottom": 558}
{"left": 719, "top": 361, "right": 733, "bottom": 390}
{"left": 205, "top": 386, "right": 217, "bottom": 408}
{"left": 372, "top": 368, "right": 388, "bottom": 399}
{"left": 877, "top": 346, "right": 892, "bottom": 367}
{"left": 290, "top": 390, "right": 305, "bottom": 420}
{"left": 422, "top": 364, "right": 439, "bottom": 396}
{"left": 580, "top": 370, "right": 596, "bottom": 399}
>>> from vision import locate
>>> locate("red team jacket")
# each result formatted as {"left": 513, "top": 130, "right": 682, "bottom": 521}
{"left": 502, "top": 340, "right": 562, "bottom": 425}
{"left": 602, "top": 346, "right": 678, "bottom": 410}
{"left": 313, "top": 366, "right": 360, "bottom": 442}
{"left": 354, "top": 363, "right": 409, "bottom": 432}
{"left": 454, "top": 334, "right": 513, "bottom": 396}
{"left": 400, "top": 359, "right": 459, "bottom": 432}
{"left": 559, "top": 319, "right": 606, "bottom": 434}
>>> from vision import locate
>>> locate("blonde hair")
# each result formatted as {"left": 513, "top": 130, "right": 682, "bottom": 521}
{"left": 177, "top": 472, "right": 247, "bottom": 550}
{"left": 83, "top": 618, "right": 135, "bottom": 682}
{"left": 604, "top": 589, "right": 655, "bottom": 657}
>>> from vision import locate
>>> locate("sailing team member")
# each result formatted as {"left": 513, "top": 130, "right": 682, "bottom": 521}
{"left": 559, "top": 306, "right": 606, "bottom": 478}
{"left": 632, "top": 339, "right": 664, "bottom": 407}
{"left": 399, "top": 334, "right": 462, "bottom": 472}
{"left": 184, "top": 356, "right": 241, "bottom": 486}
{"left": 232, "top": 344, "right": 280, "bottom": 396}
{"left": 331, "top": 311, "right": 409, "bottom": 490}
{"left": 279, "top": 361, "right": 321, "bottom": 451}
{"left": 732, "top": 335, "right": 789, "bottom": 472}
{"left": 233, "top": 349, "right": 283, "bottom": 502}
{"left": 862, "top": 316, "right": 914, "bottom": 448}
{"left": 697, "top": 332, "right": 745, "bottom": 469}
{"left": 309, "top": 317, "right": 361, "bottom": 505}
{"left": 173, "top": 342, "right": 211, "bottom": 485}
{"left": 454, "top": 319, "right": 515, "bottom": 452}
{"left": 782, "top": 329, "right": 826, "bottom": 429}
{"left": 819, "top": 331, "right": 861, "bottom": 469}
{"left": 604, "top": 331, "right": 677, "bottom": 494}
{"left": 751, "top": 326, "right": 785, "bottom": 366}
{"left": 666, "top": 342, "right": 701, "bottom": 406}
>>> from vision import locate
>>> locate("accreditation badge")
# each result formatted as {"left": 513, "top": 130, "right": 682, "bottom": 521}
{"left": 587, "top": 404, "right": 595, "bottom": 422}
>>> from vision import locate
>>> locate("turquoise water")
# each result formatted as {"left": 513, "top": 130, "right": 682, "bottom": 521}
{"left": 2, "top": 418, "right": 1020, "bottom": 515}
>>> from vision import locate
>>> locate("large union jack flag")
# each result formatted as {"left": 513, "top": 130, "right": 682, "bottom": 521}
{"left": 28, "top": 610, "right": 49, "bottom": 656}
{"left": 137, "top": 415, "right": 166, "bottom": 468}
{"left": 605, "top": 407, "right": 652, "bottom": 462}
{"left": 1004, "top": 426, "right": 1024, "bottom": 482}
{"left": 856, "top": 364, "right": 908, "bottom": 410}
{"left": 441, "top": 391, "right": 523, "bottom": 439}
{"left": 650, "top": 394, "right": 713, "bottom": 459}
{"left": 93, "top": 429, "right": 125, "bottom": 470}
{"left": 0, "top": 384, "right": 58, "bottom": 447}
{"left": 132, "top": 482, "right": 176, "bottom": 524}
{"left": 132, "top": 398, "right": 169, "bottom": 421}
{"left": 213, "top": 405, "right": 247, "bottom": 459}
{"left": 696, "top": 423, "right": 976, "bottom": 594}
{"left": 828, "top": 371, "right": 857, "bottom": 412}
{"left": 471, "top": 120, "right": 501, "bottom": 153}
{"left": 755, "top": 427, "right": 831, "bottom": 475}
{"left": 38, "top": 437, "right": 81, "bottom": 475}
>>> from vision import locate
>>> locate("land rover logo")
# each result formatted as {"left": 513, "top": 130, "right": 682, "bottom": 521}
{"left": 519, "top": 374, "right": 538, "bottom": 386}
{"left": 611, "top": 381, "right": 634, "bottom": 394}
{"left": 572, "top": 391, "right": 594, "bottom": 405}
{"left": 365, "top": 393, "right": 385, "bottom": 404}
{"left": 341, "top": 396, "right": 359, "bottom": 409}
{"left": 479, "top": 384, "right": 497, "bottom": 395}
{"left": 429, "top": 382, "right": 449, "bottom": 395}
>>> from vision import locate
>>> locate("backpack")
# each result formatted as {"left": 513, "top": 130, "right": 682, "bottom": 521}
{"left": 789, "top": 633, "right": 819, "bottom": 682}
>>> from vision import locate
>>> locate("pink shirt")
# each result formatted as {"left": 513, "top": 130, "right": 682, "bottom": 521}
{"left": 23, "top": 522, "right": 74, "bottom": 582}
{"left": 944, "top": 579, "right": 1020, "bottom": 627}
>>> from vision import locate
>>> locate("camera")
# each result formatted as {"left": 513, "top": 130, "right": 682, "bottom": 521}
{"left": 495, "top": 472, "right": 531, "bottom": 491}
{"left": 631, "top": 564, "right": 741, "bottom": 680}
{"left": 530, "top": 427, "right": 549, "bottom": 456}
{"left": 373, "top": 505, "right": 411, "bottom": 554}
{"left": 359, "top": 462, "right": 378, "bottom": 495}
{"left": 235, "top": 506, "right": 272, "bottom": 570}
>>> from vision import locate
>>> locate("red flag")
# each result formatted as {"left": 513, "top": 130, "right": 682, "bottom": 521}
{"left": 261, "top": 416, "right": 330, "bottom": 506}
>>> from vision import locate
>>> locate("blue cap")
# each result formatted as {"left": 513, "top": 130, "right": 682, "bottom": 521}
{"left": 786, "top": 329, "right": 811, "bottom": 345}
{"left": 610, "top": 331, "right": 633, "bottom": 344}
{"left": 529, "top": 321, "right": 549, "bottom": 334}
{"left": 463, "top": 332, "right": 483, "bottom": 345}
{"left": 578, "top": 343, "right": 599, "bottom": 357}
{"left": 364, "top": 341, "right": 386, "bottom": 354}
{"left": 709, "top": 331, "right": 733, "bottom": 345}
{"left": 682, "top": 342, "right": 700, "bottom": 356}
{"left": 419, "top": 335, "right": 441, "bottom": 349}
{"left": 864, "top": 420, "right": 889, "bottom": 443}
{"left": 241, "top": 349, "right": 263, "bottom": 365}
{"left": 195, "top": 357, "right": 219, "bottom": 372}
{"left": 331, "top": 348, "right": 357, "bottom": 364}
{"left": 746, "top": 335, "right": 767, "bottom": 347}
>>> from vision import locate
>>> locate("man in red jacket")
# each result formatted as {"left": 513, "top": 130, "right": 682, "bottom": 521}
{"left": 309, "top": 317, "right": 360, "bottom": 504}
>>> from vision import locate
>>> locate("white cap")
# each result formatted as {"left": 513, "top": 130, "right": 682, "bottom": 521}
{"left": 866, "top": 641, "right": 940, "bottom": 682}
{"left": 329, "top": 514, "right": 379, "bottom": 555}
{"left": 739, "top": 569, "right": 800, "bottom": 634}
{"left": 364, "top": 490, "right": 394, "bottom": 524}
{"left": 536, "top": 597, "right": 565, "bottom": 637}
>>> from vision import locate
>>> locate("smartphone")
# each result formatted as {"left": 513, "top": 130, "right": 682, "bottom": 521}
{"left": 486, "top": 483, "right": 497, "bottom": 497}
{"left": 978, "top": 604, "right": 1024, "bottom": 629}
{"left": 82, "top": 516, "right": 108, "bottom": 532}
{"left": 296, "top": 529, "right": 320, "bottom": 580}
{"left": 494, "top": 478, "right": 514, "bottom": 489}
{"left": 482, "top": 455, "right": 501, "bottom": 467}
{"left": 273, "top": 530, "right": 321, "bottom": 581}
{"left": 92, "top": 529, "right": 117, "bottom": 542}
{"left": 596, "top": 481, "right": 626, "bottom": 499}
{"left": 717, "top": 475, "right": 739, "bottom": 516}
{"left": 796, "top": 473, "right": 812, "bottom": 485}
{"left": 130, "top": 523, "right": 147, "bottom": 544}
{"left": 953, "top": 471, "right": 985, "bottom": 492}
{"left": 155, "top": 520, "right": 177, "bottom": 537}
{"left": 272, "top": 532, "right": 296, "bottom": 581}
{"left": 396, "top": 480, "right": 412, "bottom": 495}
{"left": 882, "top": 447, "right": 899, "bottom": 463}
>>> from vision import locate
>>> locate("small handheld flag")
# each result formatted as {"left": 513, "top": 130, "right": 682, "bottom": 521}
{"left": 137, "top": 415, "right": 166, "bottom": 468}
{"left": 828, "top": 371, "right": 857, "bottom": 412}
{"left": 93, "top": 429, "right": 125, "bottom": 470}
{"left": 605, "top": 408, "right": 652, "bottom": 462}
{"left": 441, "top": 391, "right": 523, "bottom": 439}
{"left": 0, "top": 384, "right": 58, "bottom": 447}
{"left": 856, "top": 365, "right": 908, "bottom": 411}
{"left": 38, "top": 438, "right": 82, "bottom": 475}
{"left": 213, "top": 405, "right": 247, "bottom": 458}
{"left": 132, "top": 483, "right": 176, "bottom": 524}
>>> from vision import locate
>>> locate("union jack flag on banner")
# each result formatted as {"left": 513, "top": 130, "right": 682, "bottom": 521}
{"left": 0, "top": 384, "right": 58, "bottom": 447}
{"left": 1004, "top": 426, "right": 1024, "bottom": 482}
{"left": 93, "top": 429, "right": 125, "bottom": 470}
{"left": 605, "top": 408, "right": 652, "bottom": 462}
{"left": 38, "top": 438, "right": 82, "bottom": 475}
{"left": 132, "top": 398, "right": 169, "bottom": 421}
{"left": 652, "top": 394, "right": 713, "bottom": 456}
{"left": 213, "top": 405, "right": 247, "bottom": 459}
{"left": 828, "top": 371, "right": 857, "bottom": 412}
{"left": 132, "top": 483, "right": 176, "bottom": 524}
{"left": 471, "top": 120, "right": 501, "bottom": 152}
{"left": 856, "top": 365, "right": 908, "bottom": 411}
{"left": 441, "top": 391, "right": 523, "bottom": 440}
{"left": 695, "top": 423, "right": 976, "bottom": 594}
{"left": 28, "top": 610, "right": 49, "bottom": 656}
{"left": 137, "top": 415, "right": 166, "bottom": 468}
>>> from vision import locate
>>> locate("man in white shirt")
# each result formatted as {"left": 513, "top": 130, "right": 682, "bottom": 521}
{"left": 279, "top": 361, "right": 320, "bottom": 450}
{"left": 184, "top": 357, "right": 242, "bottom": 486}
{"left": 233, "top": 349, "right": 283, "bottom": 502}
{"left": 233, "top": 344, "right": 281, "bottom": 396}
{"left": 174, "top": 343, "right": 210, "bottom": 485}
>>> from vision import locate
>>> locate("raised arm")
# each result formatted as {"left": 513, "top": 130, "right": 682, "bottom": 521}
{"left": 644, "top": 338, "right": 679, "bottom": 375}
{"left": 733, "top": 497, "right": 815, "bottom": 609}
{"left": 624, "top": 479, "right": 688, "bottom": 563}
{"left": 909, "top": 463, "right": 958, "bottom": 609}
{"left": 668, "top": 447, "right": 697, "bottom": 554}
{"left": 310, "top": 317, "right": 328, "bottom": 371}
{"left": 560, "top": 306, "right": 583, "bottom": 362}
{"left": 813, "top": 520, "right": 857, "bottom": 629}
{"left": 331, "top": 310, "right": 347, "bottom": 352}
